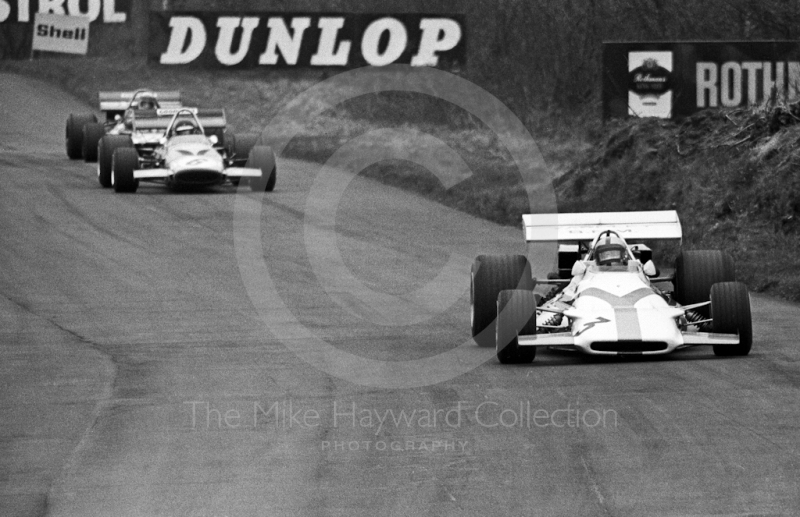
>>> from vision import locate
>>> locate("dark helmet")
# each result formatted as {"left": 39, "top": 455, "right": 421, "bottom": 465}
{"left": 173, "top": 119, "right": 199, "bottom": 135}
{"left": 594, "top": 232, "right": 628, "bottom": 266}
{"left": 137, "top": 95, "right": 158, "bottom": 110}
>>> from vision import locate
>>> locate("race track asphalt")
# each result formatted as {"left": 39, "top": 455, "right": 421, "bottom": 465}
{"left": 1, "top": 72, "right": 799, "bottom": 516}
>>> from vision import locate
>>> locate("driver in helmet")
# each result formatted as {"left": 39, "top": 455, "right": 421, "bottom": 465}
{"left": 173, "top": 119, "right": 200, "bottom": 136}
{"left": 593, "top": 232, "right": 629, "bottom": 266}
{"left": 137, "top": 95, "right": 158, "bottom": 110}
{"left": 553, "top": 231, "right": 631, "bottom": 308}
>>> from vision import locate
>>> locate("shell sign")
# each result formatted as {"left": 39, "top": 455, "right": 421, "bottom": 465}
{"left": 32, "top": 12, "right": 89, "bottom": 54}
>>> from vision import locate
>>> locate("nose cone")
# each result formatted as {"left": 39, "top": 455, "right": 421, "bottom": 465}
{"left": 170, "top": 152, "right": 225, "bottom": 187}
{"left": 177, "top": 155, "right": 216, "bottom": 168}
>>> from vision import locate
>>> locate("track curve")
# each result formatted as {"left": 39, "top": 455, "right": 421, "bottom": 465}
{"left": 1, "top": 72, "right": 799, "bottom": 516}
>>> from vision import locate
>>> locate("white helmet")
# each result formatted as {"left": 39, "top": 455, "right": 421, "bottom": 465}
{"left": 173, "top": 119, "right": 199, "bottom": 135}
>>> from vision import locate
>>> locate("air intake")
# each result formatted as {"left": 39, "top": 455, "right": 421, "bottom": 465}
{"left": 590, "top": 341, "right": 668, "bottom": 353}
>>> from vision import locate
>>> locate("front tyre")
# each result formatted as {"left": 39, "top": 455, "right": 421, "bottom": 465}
{"left": 111, "top": 147, "right": 139, "bottom": 193}
{"left": 247, "top": 145, "right": 277, "bottom": 192}
{"left": 98, "top": 135, "right": 133, "bottom": 188}
{"left": 711, "top": 282, "right": 752, "bottom": 356}
{"left": 471, "top": 254, "right": 535, "bottom": 347}
{"left": 66, "top": 113, "right": 97, "bottom": 159}
{"left": 496, "top": 289, "right": 537, "bottom": 364}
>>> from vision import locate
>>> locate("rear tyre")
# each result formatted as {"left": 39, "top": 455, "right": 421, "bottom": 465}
{"left": 674, "top": 250, "right": 735, "bottom": 316}
{"left": 496, "top": 290, "right": 537, "bottom": 364}
{"left": 247, "top": 145, "right": 277, "bottom": 192}
{"left": 223, "top": 130, "right": 236, "bottom": 157}
{"left": 82, "top": 123, "right": 105, "bottom": 162}
{"left": 233, "top": 133, "right": 259, "bottom": 166}
{"left": 711, "top": 282, "right": 752, "bottom": 356}
{"left": 471, "top": 254, "right": 535, "bottom": 347}
{"left": 98, "top": 135, "right": 133, "bottom": 188}
{"left": 66, "top": 113, "right": 97, "bottom": 159}
{"left": 112, "top": 147, "right": 139, "bottom": 193}
{"left": 223, "top": 131, "right": 239, "bottom": 186}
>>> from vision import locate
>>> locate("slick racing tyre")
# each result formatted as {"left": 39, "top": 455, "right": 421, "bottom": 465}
{"left": 496, "top": 289, "right": 537, "bottom": 364}
{"left": 111, "top": 147, "right": 139, "bottom": 193}
{"left": 82, "top": 122, "right": 105, "bottom": 163}
{"left": 471, "top": 254, "right": 535, "bottom": 347}
{"left": 222, "top": 130, "right": 236, "bottom": 161}
{"left": 710, "top": 282, "right": 752, "bottom": 356}
{"left": 98, "top": 135, "right": 133, "bottom": 188}
{"left": 222, "top": 129, "right": 235, "bottom": 151}
{"left": 247, "top": 145, "right": 277, "bottom": 192}
{"left": 674, "top": 250, "right": 735, "bottom": 317}
{"left": 66, "top": 113, "right": 97, "bottom": 159}
{"left": 233, "top": 133, "right": 259, "bottom": 167}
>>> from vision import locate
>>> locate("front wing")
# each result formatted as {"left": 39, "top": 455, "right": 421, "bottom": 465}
{"left": 133, "top": 167, "right": 262, "bottom": 180}
{"left": 517, "top": 331, "right": 741, "bottom": 354}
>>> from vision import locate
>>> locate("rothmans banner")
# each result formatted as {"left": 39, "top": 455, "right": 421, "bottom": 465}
{"left": 32, "top": 12, "right": 89, "bottom": 54}
{"left": 603, "top": 41, "right": 800, "bottom": 119}
{"left": 148, "top": 12, "right": 466, "bottom": 68}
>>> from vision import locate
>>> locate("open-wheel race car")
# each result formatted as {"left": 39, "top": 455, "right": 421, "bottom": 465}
{"left": 109, "top": 108, "right": 276, "bottom": 193}
{"left": 471, "top": 211, "right": 753, "bottom": 364}
{"left": 65, "top": 89, "right": 182, "bottom": 163}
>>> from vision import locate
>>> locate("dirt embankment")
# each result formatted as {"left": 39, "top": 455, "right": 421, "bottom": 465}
{"left": 556, "top": 105, "right": 800, "bottom": 302}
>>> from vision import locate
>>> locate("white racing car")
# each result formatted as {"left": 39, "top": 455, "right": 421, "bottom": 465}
{"left": 471, "top": 211, "right": 752, "bottom": 364}
{"left": 109, "top": 108, "right": 276, "bottom": 193}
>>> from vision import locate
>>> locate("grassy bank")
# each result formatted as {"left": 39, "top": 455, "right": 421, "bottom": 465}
{"left": 3, "top": 56, "right": 797, "bottom": 302}
{"left": 556, "top": 110, "right": 800, "bottom": 302}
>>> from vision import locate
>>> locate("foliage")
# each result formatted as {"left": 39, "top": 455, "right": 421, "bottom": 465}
{"left": 556, "top": 105, "right": 800, "bottom": 301}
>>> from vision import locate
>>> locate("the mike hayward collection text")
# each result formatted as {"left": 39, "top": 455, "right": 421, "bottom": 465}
{"left": 185, "top": 400, "right": 619, "bottom": 433}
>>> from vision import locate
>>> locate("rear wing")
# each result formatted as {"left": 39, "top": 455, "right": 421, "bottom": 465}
{"left": 131, "top": 108, "right": 227, "bottom": 132}
{"left": 98, "top": 90, "right": 182, "bottom": 117}
{"left": 523, "top": 211, "right": 682, "bottom": 243}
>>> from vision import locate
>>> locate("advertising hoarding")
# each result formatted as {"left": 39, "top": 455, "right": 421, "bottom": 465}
{"left": 603, "top": 41, "right": 800, "bottom": 119}
{"left": 148, "top": 12, "right": 466, "bottom": 69}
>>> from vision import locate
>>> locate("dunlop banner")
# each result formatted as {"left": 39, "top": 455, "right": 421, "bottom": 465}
{"left": 148, "top": 12, "right": 466, "bottom": 68}
{"left": 603, "top": 41, "right": 800, "bottom": 119}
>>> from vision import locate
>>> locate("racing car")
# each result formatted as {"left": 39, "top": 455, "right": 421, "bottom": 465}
{"left": 109, "top": 108, "right": 276, "bottom": 193}
{"left": 471, "top": 211, "right": 752, "bottom": 364}
{"left": 65, "top": 89, "right": 182, "bottom": 162}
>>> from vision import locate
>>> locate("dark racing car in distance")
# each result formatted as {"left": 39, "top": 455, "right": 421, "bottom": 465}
{"left": 471, "top": 211, "right": 753, "bottom": 364}
{"left": 109, "top": 107, "right": 276, "bottom": 193}
{"left": 64, "top": 89, "right": 182, "bottom": 162}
